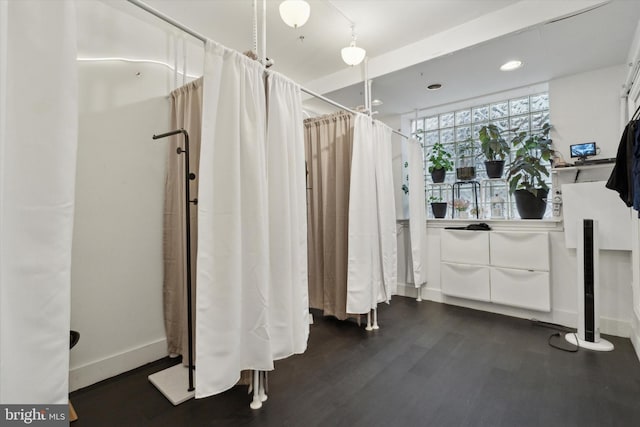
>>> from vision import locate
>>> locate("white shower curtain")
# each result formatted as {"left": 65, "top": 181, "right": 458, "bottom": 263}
{"left": 372, "top": 122, "right": 398, "bottom": 300}
{"left": 0, "top": 0, "right": 77, "bottom": 404}
{"left": 196, "top": 41, "right": 272, "bottom": 398}
{"left": 408, "top": 138, "right": 429, "bottom": 286}
{"left": 196, "top": 43, "right": 309, "bottom": 398}
{"left": 265, "top": 72, "right": 309, "bottom": 359}
{"left": 346, "top": 115, "right": 382, "bottom": 314}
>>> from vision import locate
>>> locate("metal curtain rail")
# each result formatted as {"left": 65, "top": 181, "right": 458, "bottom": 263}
{"left": 300, "top": 87, "right": 409, "bottom": 140}
{"left": 125, "top": 0, "right": 410, "bottom": 141}
{"left": 300, "top": 87, "right": 359, "bottom": 115}
{"left": 127, "top": 0, "right": 207, "bottom": 43}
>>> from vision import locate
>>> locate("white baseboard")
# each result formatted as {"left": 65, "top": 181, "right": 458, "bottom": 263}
{"left": 69, "top": 338, "right": 168, "bottom": 392}
{"left": 396, "top": 283, "right": 631, "bottom": 338}
{"left": 632, "top": 309, "right": 640, "bottom": 362}
{"left": 600, "top": 316, "right": 633, "bottom": 338}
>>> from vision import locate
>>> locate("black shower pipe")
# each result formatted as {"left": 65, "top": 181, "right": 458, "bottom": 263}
{"left": 152, "top": 128, "right": 196, "bottom": 392}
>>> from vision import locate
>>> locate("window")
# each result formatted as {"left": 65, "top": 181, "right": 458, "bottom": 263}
{"left": 411, "top": 92, "right": 551, "bottom": 219}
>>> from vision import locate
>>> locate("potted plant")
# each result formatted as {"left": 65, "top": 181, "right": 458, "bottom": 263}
{"left": 507, "top": 123, "right": 553, "bottom": 219}
{"left": 478, "top": 124, "right": 511, "bottom": 178}
{"left": 428, "top": 142, "right": 453, "bottom": 183}
{"left": 455, "top": 138, "right": 477, "bottom": 181}
{"left": 429, "top": 195, "right": 448, "bottom": 218}
{"left": 470, "top": 206, "right": 482, "bottom": 219}
{"left": 452, "top": 198, "right": 470, "bottom": 219}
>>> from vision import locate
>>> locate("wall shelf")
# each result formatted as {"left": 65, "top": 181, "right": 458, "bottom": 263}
{"left": 551, "top": 162, "right": 614, "bottom": 172}
{"left": 552, "top": 162, "right": 615, "bottom": 182}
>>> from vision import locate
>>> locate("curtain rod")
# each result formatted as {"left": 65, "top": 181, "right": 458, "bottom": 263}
{"left": 127, "top": 0, "right": 207, "bottom": 43}
{"left": 300, "top": 87, "right": 408, "bottom": 140}
{"left": 300, "top": 87, "right": 359, "bottom": 115}
{"left": 125, "top": 0, "right": 409, "bottom": 141}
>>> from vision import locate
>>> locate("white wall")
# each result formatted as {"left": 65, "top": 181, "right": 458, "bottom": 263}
{"left": 395, "top": 64, "right": 635, "bottom": 338}
{"left": 70, "top": 61, "right": 172, "bottom": 391}
{"left": 550, "top": 64, "right": 626, "bottom": 161}
{"left": 69, "top": 0, "right": 183, "bottom": 390}
{"left": 549, "top": 64, "right": 634, "bottom": 336}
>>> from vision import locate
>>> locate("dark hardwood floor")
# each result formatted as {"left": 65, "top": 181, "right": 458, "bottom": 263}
{"left": 70, "top": 297, "right": 640, "bottom": 426}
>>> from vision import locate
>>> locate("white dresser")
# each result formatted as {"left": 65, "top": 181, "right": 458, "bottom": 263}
{"left": 440, "top": 229, "right": 550, "bottom": 311}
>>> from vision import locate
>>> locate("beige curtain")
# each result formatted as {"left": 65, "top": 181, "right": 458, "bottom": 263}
{"left": 164, "top": 78, "right": 202, "bottom": 359}
{"left": 304, "top": 112, "right": 354, "bottom": 320}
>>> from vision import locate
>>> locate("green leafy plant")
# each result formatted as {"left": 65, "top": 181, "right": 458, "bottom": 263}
{"left": 428, "top": 195, "right": 443, "bottom": 203}
{"left": 478, "top": 124, "right": 511, "bottom": 161}
{"left": 507, "top": 123, "right": 553, "bottom": 195}
{"left": 454, "top": 138, "right": 477, "bottom": 180}
{"left": 402, "top": 162, "right": 409, "bottom": 194}
{"left": 428, "top": 142, "right": 454, "bottom": 173}
{"left": 455, "top": 138, "right": 477, "bottom": 158}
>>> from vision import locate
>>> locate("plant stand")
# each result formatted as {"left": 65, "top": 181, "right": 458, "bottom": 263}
{"left": 452, "top": 181, "right": 480, "bottom": 219}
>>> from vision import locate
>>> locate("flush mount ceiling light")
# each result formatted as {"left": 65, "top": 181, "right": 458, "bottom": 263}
{"left": 279, "top": 0, "right": 311, "bottom": 28}
{"left": 426, "top": 83, "right": 442, "bottom": 91}
{"left": 341, "top": 25, "right": 366, "bottom": 66}
{"left": 500, "top": 60, "right": 523, "bottom": 71}
{"left": 371, "top": 99, "right": 383, "bottom": 106}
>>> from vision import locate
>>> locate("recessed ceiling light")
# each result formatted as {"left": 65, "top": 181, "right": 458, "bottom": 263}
{"left": 426, "top": 83, "right": 442, "bottom": 91}
{"left": 500, "top": 60, "right": 523, "bottom": 71}
{"left": 371, "top": 99, "right": 383, "bottom": 106}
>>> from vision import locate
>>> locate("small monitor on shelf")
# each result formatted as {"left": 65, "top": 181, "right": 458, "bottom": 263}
{"left": 570, "top": 142, "right": 597, "bottom": 162}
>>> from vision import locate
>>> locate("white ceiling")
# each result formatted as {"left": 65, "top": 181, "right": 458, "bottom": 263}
{"left": 324, "top": 0, "right": 640, "bottom": 117}
{"left": 135, "top": 0, "right": 516, "bottom": 83}
{"left": 84, "top": 0, "right": 640, "bottom": 117}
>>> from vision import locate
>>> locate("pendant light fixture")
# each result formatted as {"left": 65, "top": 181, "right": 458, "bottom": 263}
{"left": 279, "top": 0, "right": 311, "bottom": 28}
{"left": 341, "top": 25, "right": 366, "bottom": 66}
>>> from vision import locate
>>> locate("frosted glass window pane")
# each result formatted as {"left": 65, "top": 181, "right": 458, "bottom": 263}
{"left": 530, "top": 93, "right": 549, "bottom": 111}
{"left": 414, "top": 91, "right": 549, "bottom": 210}
{"left": 440, "top": 128, "right": 454, "bottom": 143}
{"left": 425, "top": 116, "right": 439, "bottom": 130}
{"left": 440, "top": 112, "right": 455, "bottom": 128}
{"left": 531, "top": 111, "right": 550, "bottom": 129}
{"left": 456, "top": 126, "right": 471, "bottom": 141}
{"left": 425, "top": 130, "right": 439, "bottom": 145}
{"left": 503, "top": 131, "right": 517, "bottom": 144}
{"left": 473, "top": 106, "right": 489, "bottom": 123}
{"left": 442, "top": 143, "right": 455, "bottom": 157}
{"left": 510, "top": 115, "right": 529, "bottom": 132}
{"left": 455, "top": 109, "right": 471, "bottom": 125}
{"left": 490, "top": 102, "right": 508, "bottom": 119}
{"left": 509, "top": 97, "right": 529, "bottom": 115}
{"left": 491, "top": 119, "right": 509, "bottom": 132}
{"left": 473, "top": 124, "right": 484, "bottom": 139}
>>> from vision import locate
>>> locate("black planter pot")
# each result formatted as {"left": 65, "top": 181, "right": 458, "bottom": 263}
{"left": 514, "top": 188, "right": 549, "bottom": 219}
{"left": 431, "top": 202, "right": 448, "bottom": 219}
{"left": 431, "top": 168, "right": 446, "bottom": 183}
{"left": 456, "top": 166, "right": 476, "bottom": 181}
{"left": 484, "top": 160, "right": 505, "bottom": 179}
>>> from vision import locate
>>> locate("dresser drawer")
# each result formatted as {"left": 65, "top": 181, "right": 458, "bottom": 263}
{"left": 490, "top": 231, "right": 549, "bottom": 271}
{"left": 490, "top": 267, "right": 550, "bottom": 312}
{"left": 441, "top": 262, "right": 491, "bottom": 302}
{"left": 441, "top": 230, "right": 489, "bottom": 265}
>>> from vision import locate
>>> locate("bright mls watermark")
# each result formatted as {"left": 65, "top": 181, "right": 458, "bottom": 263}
{"left": 0, "top": 405, "right": 67, "bottom": 426}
